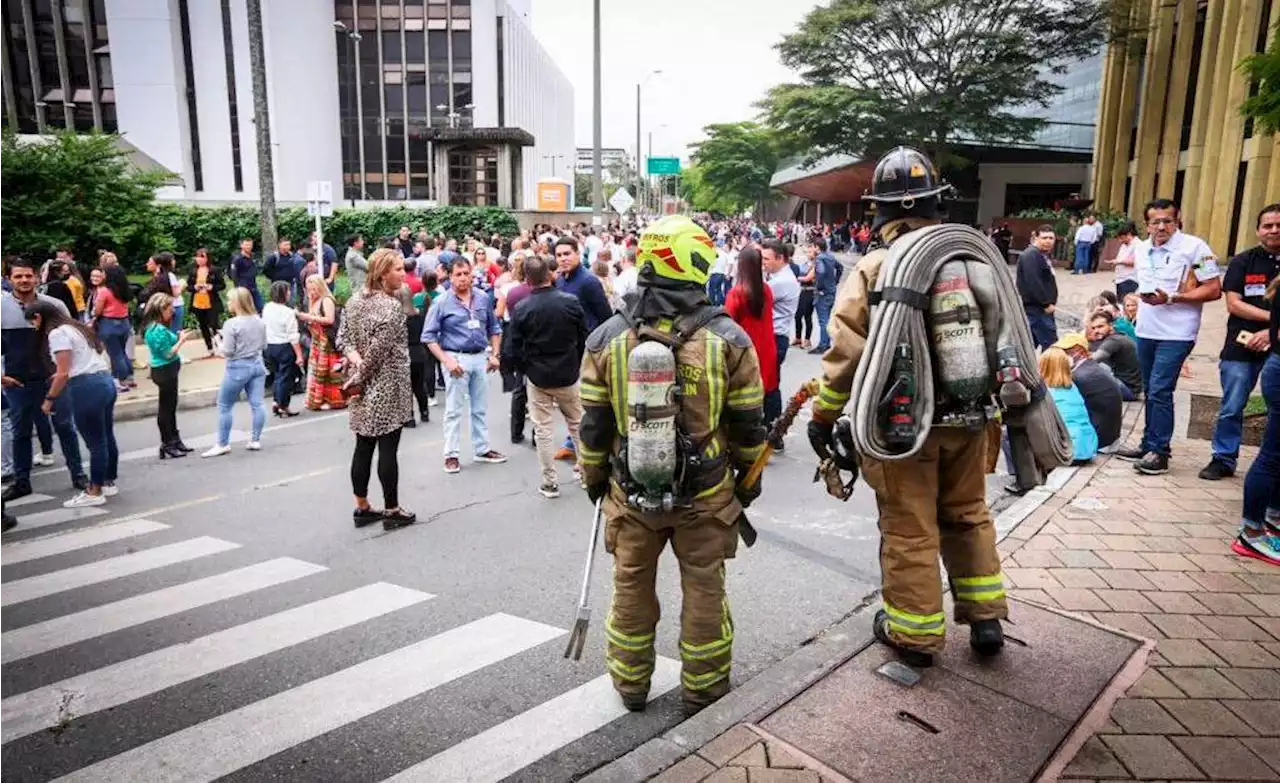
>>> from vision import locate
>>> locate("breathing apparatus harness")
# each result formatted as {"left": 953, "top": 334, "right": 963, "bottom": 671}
{"left": 610, "top": 303, "right": 729, "bottom": 514}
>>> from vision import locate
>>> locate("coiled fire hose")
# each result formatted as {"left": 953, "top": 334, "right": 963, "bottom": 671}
{"left": 848, "top": 223, "right": 1071, "bottom": 485}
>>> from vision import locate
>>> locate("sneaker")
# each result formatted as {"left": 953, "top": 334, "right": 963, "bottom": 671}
{"left": 808, "top": 345, "right": 829, "bottom": 355}
{"left": 1113, "top": 446, "right": 1146, "bottom": 461}
{"left": 1233, "top": 534, "right": 1280, "bottom": 566}
{"left": 202, "top": 444, "right": 232, "bottom": 458}
{"left": 382, "top": 507, "right": 417, "bottom": 530}
{"left": 427, "top": 397, "right": 438, "bottom": 407}
{"left": 2, "top": 481, "right": 32, "bottom": 503}
{"left": 1198, "top": 459, "right": 1234, "bottom": 480}
{"left": 1135, "top": 452, "right": 1170, "bottom": 475}
{"left": 475, "top": 450, "right": 508, "bottom": 464}
{"left": 101, "top": 483, "right": 119, "bottom": 497}
{"left": 63, "top": 491, "right": 106, "bottom": 508}
{"left": 553, "top": 446, "right": 575, "bottom": 462}
{"left": 444, "top": 457, "right": 461, "bottom": 474}
{"left": 1, "top": 473, "right": 12, "bottom": 485}
{"left": 33, "top": 453, "right": 55, "bottom": 467}
{"left": 245, "top": 441, "right": 262, "bottom": 451}
{"left": 353, "top": 507, "right": 383, "bottom": 528}
{"left": 539, "top": 483, "right": 561, "bottom": 499}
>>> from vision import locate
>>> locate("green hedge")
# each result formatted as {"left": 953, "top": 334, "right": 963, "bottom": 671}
{"left": 152, "top": 204, "right": 518, "bottom": 274}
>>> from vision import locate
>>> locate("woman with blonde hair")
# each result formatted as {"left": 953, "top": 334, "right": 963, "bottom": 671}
{"left": 203, "top": 287, "right": 268, "bottom": 457}
{"left": 297, "top": 273, "right": 345, "bottom": 410}
{"left": 1039, "top": 346, "right": 1098, "bottom": 463}
{"left": 141, "top": 292, "right": 193, "bottom": 458}
{"left": 339, "top": 248, "right": 415, "bottom": 529}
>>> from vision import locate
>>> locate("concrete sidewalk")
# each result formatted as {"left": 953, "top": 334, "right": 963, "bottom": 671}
{"left": 115, "top": 339, "right": 227, "bottom": 423}
{"left": 588, "top": 405, "right": 1275, "bottom": 782}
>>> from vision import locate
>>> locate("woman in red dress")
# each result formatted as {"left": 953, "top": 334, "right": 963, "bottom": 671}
{"left": 723, "top": 245, "right": 777, "bottom": 399}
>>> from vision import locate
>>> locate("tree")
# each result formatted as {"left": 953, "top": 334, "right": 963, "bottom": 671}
{"left": 687, "top": 122, "right": 780, "bottom": 214}
{"left": 1240, "top": 24, "right": 1280, "bottom": 135}
{"left": 574, "top": 171, "right": 621, "bottom": 208}
{"left": 758, "top": 0, "right": 1109, "bottom": 164}
{"left": 1, "top": 130, "right": 169, "bottom": 265}
{"left": 680, "top": 163, "right": 741, "bottom": 216}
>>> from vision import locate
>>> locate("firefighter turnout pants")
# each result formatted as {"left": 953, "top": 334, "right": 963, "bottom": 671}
{"left": 860, "top": 426, "right": 1008, "bottom": 655}
{"left": 604, "top": 509, "right": 737, "bottom": 708}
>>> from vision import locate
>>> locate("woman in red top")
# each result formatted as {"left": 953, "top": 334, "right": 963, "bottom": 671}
{"left": 724, "top": 246, "right": 777, "bottom": 396}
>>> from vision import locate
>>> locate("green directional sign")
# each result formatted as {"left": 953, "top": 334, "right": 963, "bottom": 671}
{"left": 647, "top": 157, "right": 681, "bottom": 176}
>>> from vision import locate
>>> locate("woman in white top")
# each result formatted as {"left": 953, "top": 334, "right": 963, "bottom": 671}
{"left": 24, "top": 299, "right": 119, "bottom": 508}
{"left": 1105, "top": 221, "right": 1139, "bottom": 299}
{"left": 262, "top": 281, "right": 304, "bottom": 417}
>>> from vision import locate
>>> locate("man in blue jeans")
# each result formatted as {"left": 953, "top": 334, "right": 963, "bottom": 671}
{"left": 808, "top": 239, "right": 840, "bottom": 354}
{"left": 1072, "top": 214, "right": 1103, "bottom": 274}
{"left": 1, "top": 260, "right": 87, "bottom": 504}
{"left": 1199, "top": 203, "right": 1280, "bottom": 480}
{"left": 1016, "top": 226, "right": 1059, "bottom": 350}
{"left": 1115, "top": 199, "right": 1223, "bottom": 475}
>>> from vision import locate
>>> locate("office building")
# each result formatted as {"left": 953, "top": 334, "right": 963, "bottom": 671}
{"left": 575, "top": 146, "right": 630, "bottom": 180}
{"left": 1, "top": 0, "right": 575, "bottom": 209}
{"left": 1090, "top": 0, "right": 1279, "bottom": 256}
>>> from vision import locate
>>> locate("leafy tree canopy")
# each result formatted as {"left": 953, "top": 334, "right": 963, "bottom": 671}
{"left": 680, "top": 162, "right": 741, "bottom": 216}
{"left": 1240, "top": 23, "right": 1280, "bottom": 136}
{"left": 758, "top": 0, "right": 1109, "bottom": 164}
{"left": 687, "top": 121, "right": 781, "bottom": 214}
{"left": 1, "top": 130, "right": 169, "bottom": 265}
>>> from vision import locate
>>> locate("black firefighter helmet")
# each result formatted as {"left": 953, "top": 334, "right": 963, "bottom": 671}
{"left": 865, "top": 146, "right": 950, "bottom": 207}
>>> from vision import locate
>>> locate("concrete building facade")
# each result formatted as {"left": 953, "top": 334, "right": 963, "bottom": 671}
{"left": 1089, "top": 0, "right": 1280, "bottom": 256}
{"left": 2, "top": 0, "right": 574, "bottom": 209}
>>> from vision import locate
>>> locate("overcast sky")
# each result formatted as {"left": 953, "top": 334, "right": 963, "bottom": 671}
{"left": 530, "top": 0, "right": 818, "bottom": 163}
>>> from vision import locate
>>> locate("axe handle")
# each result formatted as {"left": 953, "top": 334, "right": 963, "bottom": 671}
{"left": 741, "top": 443, "right": 773, "bottom": 490}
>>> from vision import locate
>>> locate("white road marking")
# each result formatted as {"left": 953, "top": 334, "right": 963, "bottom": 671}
{"left": 2, "top": 557, "right": 326, "bottom": 661}
{"left": 55, "top": 613, "right": 564, "bottom": 782}
{"left": 1, "top": 519, "right": 170, "bottom": 565}
{"left": 0, "top": 537, "right": 239, "bottom": 607}
{"left": 3, "top": 582, "right": 431, "bottom": 743}
{"left": 384, "top": 660, "right": 682, "bottom": 783}
{"left": 3, "top": 493, "right": 55, "bottom": 508}
{"left": 8, "top": 506, "right": 108, "bottom": 531}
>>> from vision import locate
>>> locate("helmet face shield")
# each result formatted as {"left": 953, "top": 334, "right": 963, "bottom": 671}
{"left": 866, "top": 146, "right": 950, "bottom": 203}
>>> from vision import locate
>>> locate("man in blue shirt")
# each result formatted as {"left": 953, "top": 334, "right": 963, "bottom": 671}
{"left": 809, "top": 239, "right": 840, "bottom": 354}
{"left": 553, "top": 237, "right": 612, "bottom": 332}
{"left": 230, "top": 238, "right": 262, "bottom": 312}
{"left": 423, "top": 257, "right": 507, "bottom": 474}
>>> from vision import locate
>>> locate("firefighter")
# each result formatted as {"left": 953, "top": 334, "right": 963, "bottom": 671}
{"left": 578, "top": 214, "right": 767, "bottom": 714}
{"left": 808, "top": 147, "right": 1008, "bottom": 668}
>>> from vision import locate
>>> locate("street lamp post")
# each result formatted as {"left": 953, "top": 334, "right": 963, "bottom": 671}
{"left": 591, "top": 0, "right": 603, "bottom": 226}
{"left": 636, "top": 69, "right": 661, "bottom": 216}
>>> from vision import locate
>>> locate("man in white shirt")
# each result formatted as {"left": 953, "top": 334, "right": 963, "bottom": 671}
{"left": 762, "top": 238, "right": 800, "bottom": 448}
{"left": 1072, "top": 214, "right": 1104, "bottom": 275}
{"left": 1114, "top": 198, "right": 1222, "bottom": 475}
{"left": 613, "top": 247, "right": 639, "bottom": 306}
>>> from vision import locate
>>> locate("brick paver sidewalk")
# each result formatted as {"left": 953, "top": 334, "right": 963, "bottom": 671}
{"left": 1001, "top": 417, "right": 1278, "bottom": 780}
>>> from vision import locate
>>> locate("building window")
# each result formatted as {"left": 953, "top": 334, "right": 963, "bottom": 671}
{"left": 448, "top": 145, "right": 498, "bottom": 206}
{"left": 220, "top": 0, "right": 244, "bottom": 191}
{"left": 2, "top": 0, "right": 115, "bottom": 133}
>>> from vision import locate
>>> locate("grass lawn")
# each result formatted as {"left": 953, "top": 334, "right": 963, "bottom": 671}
{"left": 1245, "top": 394, "right": 1266, "bottom": 417}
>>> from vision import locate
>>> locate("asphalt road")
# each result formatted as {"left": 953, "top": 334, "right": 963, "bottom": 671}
{"left": 0, "top": 346, "right": 905, "bottom": 782}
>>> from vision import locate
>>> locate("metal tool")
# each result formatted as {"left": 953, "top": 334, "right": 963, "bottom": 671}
{"left": 564, "top": 498, "right": 604, "bottom": 661}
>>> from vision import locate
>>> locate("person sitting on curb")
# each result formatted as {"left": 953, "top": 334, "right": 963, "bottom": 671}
{"left": 1086, "top": 310, "right": 1143, "bottom": 401}
{"left": 1054, "top": 333, "right": 1123, "bottom": 451}
{"left": 1040, "top": 347, "right": 1098, "bottom": 464}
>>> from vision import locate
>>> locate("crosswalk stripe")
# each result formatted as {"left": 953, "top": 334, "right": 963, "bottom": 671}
{"left": 0, "top": 537, "right": 240, "bottom": 607}
{"left": 9, "top": 505, "right": 108, "bottom": 531}
{"left": 2, "top": 557, "right": 327, "bottom": 662}
{"left": 2, "top": 582, "right": 431, "bottom": 743}
{"left": 1, "top": 519, "right": 171, "bottom": 565}
{"left": 54, "top": 613, "right": 564, "bottom": 783}
{"left": 3, "top": 493, "right": 55, "bottom": 508}
{"left": 384, "top": 660, "right": 682, "bottom": 783}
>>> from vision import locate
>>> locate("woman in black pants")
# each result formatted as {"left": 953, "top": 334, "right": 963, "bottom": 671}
{"left": 793, "top": 253, "right": 816, "bottom": 350}
{"left": 186, "top": 249, "right": 224, "bottom": 355}
{"left": 399, "top": 285, "right": 430, "bottom": 426}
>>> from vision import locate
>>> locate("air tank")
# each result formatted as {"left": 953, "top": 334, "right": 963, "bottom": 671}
{"left": 625, "top": 340, "right": 678, "bottom": 493}
{"left": 928, "top": 260, "right": 991, "bottom": 402}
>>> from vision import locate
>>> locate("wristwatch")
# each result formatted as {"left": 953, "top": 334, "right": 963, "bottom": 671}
{"left": 44, "top": 395, "right": 57, "bottom": 402}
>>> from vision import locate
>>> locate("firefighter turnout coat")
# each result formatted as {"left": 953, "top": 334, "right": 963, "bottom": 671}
{"left": 578, "top": 306, "right": 766, "bottom": 707}
{"left": 813, "top": 217, "right": 1008, "bottom": 656}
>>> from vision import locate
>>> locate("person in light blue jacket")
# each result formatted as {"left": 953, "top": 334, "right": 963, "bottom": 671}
{"left": 1041, "top": 347, "right": 1099, "bottom": 463}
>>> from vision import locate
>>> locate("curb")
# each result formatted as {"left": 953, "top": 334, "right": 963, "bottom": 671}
{"left": 113, "top": 386, "right": 221, "bottom": 424}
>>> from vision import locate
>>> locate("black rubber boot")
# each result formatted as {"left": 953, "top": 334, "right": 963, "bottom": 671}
{"left": 969, "top": 619, "right": 1005, "bottom": 656}
{"left": 619, "top": 692, "right": 648, "bottom": 712}
{"left": 873, "top": 609, "right": 934, "bottom": 668}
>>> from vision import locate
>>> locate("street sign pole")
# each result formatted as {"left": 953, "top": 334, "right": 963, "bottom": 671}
{"left": 307, "top": 181, "right": 334, "bottom": 279}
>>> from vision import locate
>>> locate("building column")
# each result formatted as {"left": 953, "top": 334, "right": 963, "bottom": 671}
{"left": 1108, "top": 0, "right": 1149, "bottom": 212}
{"left": 1207, "top": 0, "right": 1264, "bottom": 254}
{"left": 1130, "top": 0, "right": 1176, "bottom": 223}
{"left": 1090, "top": 34, "right": 1126, "bottom": 209}
{"left": 496, "top": 145, "right": 513, "bottom": 208}
{"left": 1156, "top": 0, "right": 1198, "bottom": 198}
{"left": 1181, "top": 0, "right": 1227, "bottom": 230}
{"left": 1191, "top": 0, "right": 1245, "bottom": 238}
{"left": 1235, "top": 0, "right": 1280, "bottom": 252}
{"left": 434, "top": 144, "right": 450, "bottom": 206}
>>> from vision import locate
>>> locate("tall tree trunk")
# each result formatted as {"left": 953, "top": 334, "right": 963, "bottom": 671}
{"left": 246, "top": 0, "right": 277, "bottom": 251}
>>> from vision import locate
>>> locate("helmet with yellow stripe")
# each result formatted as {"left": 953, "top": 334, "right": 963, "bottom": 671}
{"left": 636, "top": 215, "right": 716, "bottom": 287}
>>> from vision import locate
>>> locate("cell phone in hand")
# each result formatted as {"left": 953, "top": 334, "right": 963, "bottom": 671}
{"left": 1237, "top": 330, "right": 1254, "bottom": 346}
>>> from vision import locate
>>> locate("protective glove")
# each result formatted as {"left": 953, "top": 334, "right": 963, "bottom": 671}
{"left": 586, "top": 482, "right": 609, "bottom": 504}
{"left": 735, "top": 475, "right": 761, "bottom": 508}
{"left": 808, "top": 418, "right": 835, "bottom": 461}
